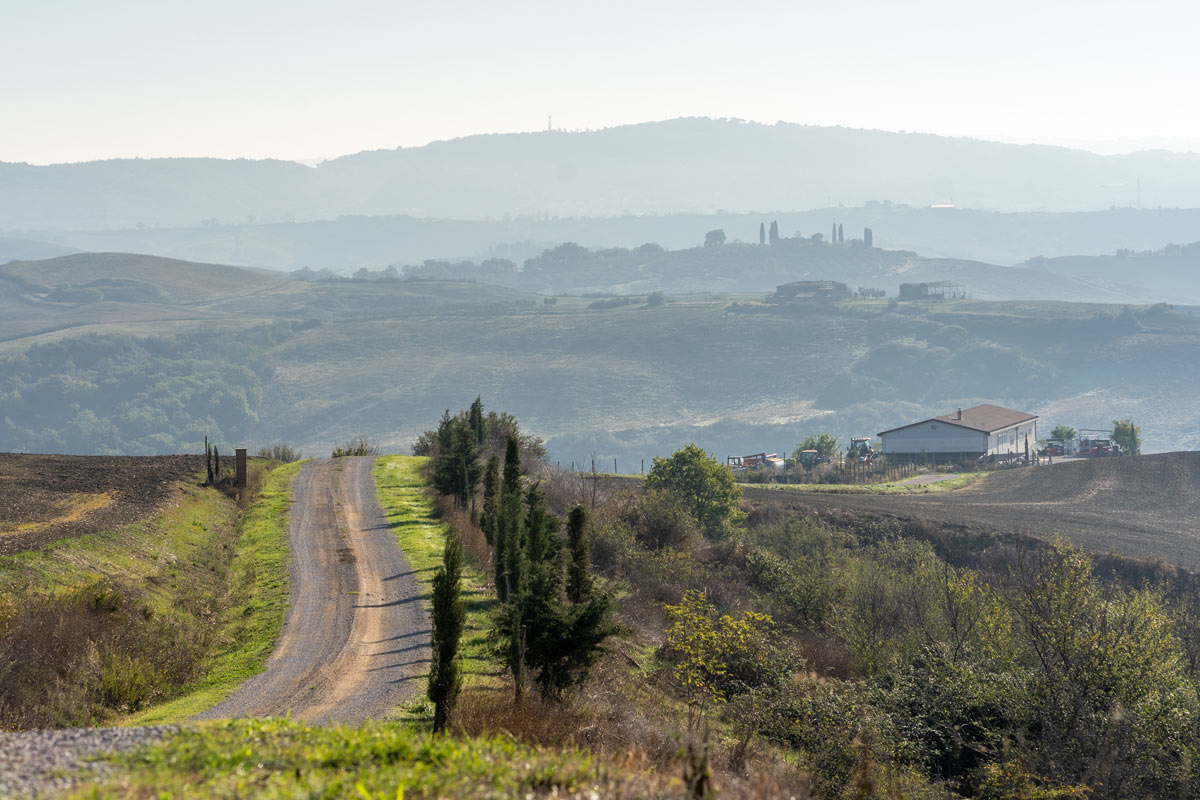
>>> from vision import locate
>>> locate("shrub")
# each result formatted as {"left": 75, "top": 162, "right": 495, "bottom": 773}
{"left": 630, "top": 488, "right": 702, "bottom": 550}
{"left": 331, "top": 438, "right": 379, "bottom": 457}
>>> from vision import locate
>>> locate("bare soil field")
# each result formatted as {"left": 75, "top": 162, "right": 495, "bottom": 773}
{"left": 744, "top": 452, "right": 1200, "bottom": 569}
{"left": 0, "top": 453, "right": 205, "bottom": 556}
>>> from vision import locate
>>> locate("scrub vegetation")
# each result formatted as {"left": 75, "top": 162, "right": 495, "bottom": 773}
{"left": 0, "top": 458, "right": 299, "bottom": 729}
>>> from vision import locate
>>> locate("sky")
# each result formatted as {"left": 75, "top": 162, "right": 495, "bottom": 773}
{"left": 2, "top": 0, "right": 1199, "bottom": 164}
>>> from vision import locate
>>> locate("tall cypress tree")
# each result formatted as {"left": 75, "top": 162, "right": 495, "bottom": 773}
{"left": 480, "top": 455, "right": 501, "bottom": 546}
{"left": 205, "top": 436, "right": 213, "bottom": 485}
{"left": 566, "top": 505, "right": 591, "bottom": 604}
{"left": 494, "top": 435, "right": 523, "bottom": 603}
{"left": 769, "top": 220, "right": 779, "bottom": 246}
{"left": 759, "top": 221, "right": 766, "bottom": 245}
{"left": 468, "top": 396, "right": 485, "bottom": 446}
{"left": 428, "top": 531, "right": 465, "bottom": 732}
{"left": 838, "top": 223, "right": 844, "bottom": 243}
{"left": 832, "top": 223, "right": 837, "bottom": 243}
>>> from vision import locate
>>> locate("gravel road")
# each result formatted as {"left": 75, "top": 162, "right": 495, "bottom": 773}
{"left": 200, "top": 456, "right": 431, "bottom": 723}
{"left": 0, "top": 456, "right": 429, "bottom": 798}
{"left": 0, "top": 727, "right": 172, "bottom": 799}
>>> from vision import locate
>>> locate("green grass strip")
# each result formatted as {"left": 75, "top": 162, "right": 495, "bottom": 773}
{"left": 128, "top": 460, "right": 305, "bottom": 724}
{"left": 373, "top": 455, "right": 499, "bottom": 723}
{"left": 78, "top": 717, "right": 610, "bottom": 799}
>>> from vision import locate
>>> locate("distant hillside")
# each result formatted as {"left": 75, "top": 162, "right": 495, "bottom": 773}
{"left": 0, "top": 253, "right": 284, "bottom": 304}
{"left": 41, "top": 206, "right": 1200, "bottom": 278}
{"left": 0, "top": 257, "right": 1195, "bottom": 462}
{"left": 7, "top": 118, "right": 1200, "bottom": 231}
{"left": 1026, "top": 242, "right": 1200, "bottom": 301}
{"left": 0, "top": 237, "right": 78, "bottom": 264}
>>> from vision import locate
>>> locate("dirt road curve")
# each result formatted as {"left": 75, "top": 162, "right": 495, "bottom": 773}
{"left": 744, "top": 452, "right": 1200, "bottom": 570}
{"left": 199, "top": 456, "right": 429, "bottom": 724}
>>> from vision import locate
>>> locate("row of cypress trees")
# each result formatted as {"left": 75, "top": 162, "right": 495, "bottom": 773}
{"left": 426, "top": 400, "right": 617, "bottom": 732}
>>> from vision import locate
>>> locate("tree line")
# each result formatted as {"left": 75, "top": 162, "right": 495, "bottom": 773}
{"left": 422, "top": 398, "right": 617, "bottom": 730}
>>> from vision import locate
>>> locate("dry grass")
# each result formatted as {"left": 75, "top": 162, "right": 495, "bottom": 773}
{"left": 432, "top": 494, "right": 492, "bottom": 576}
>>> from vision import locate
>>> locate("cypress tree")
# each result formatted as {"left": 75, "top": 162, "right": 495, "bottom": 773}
{"left": 213, "top": 446, "right": 220, "bottom": 479}
{"left": 428, "top": 530, "right": 465, "bottom": 732}
{"left": 832, "top": 223, "right": 837, "bottom": 243}
{"left": 205, "top": 436, "right": 213, "bottom": 485}
{"left": 759, "top": 221, "right": 766, "bottom": 245}
{"left": 769, "top": 220, "right": 779, "bottom": 246}
{"left": 468, "top": 396, "right": 485, "bottom": 446}
{"left": 838, "top": 223, "right": 844, "bottom": 243}
{"left": 494, "top": 435, "right": 523, "bottom": 603}
{"left": 566, "top": 506, "right": 591, "bottom": 604}
{"left": 864, "top": 227, "right": 873, "bottom": 247}
{"left": 480, "top": 455, "right": 501, "bottom": 546}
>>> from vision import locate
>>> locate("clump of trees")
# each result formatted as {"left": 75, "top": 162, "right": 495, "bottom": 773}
{"left": 423, "top": 399, "right": 617, "bottom": 719}
{"left": 644, "top": 443, "right": 743, "bottom": 540}
{"left": 794, "top": 433, "right": 840, "bottom": 462}
{"left": 1112, "top": 418, "right": 1141, "bottom": 454}
{"left": 1050, "top": 424, "right": 1077, "bottom": 441}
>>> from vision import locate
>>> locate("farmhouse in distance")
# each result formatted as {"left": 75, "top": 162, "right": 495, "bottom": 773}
{"left": 879, "top": 403, "right": 1039, "bottom": 462}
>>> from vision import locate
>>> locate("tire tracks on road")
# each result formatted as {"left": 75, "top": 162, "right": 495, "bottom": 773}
{"left": 198, "top": 456, "right": 430, "bottom": 724}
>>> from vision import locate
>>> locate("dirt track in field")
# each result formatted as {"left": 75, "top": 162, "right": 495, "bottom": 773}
{"left": 743, "top": 452, "right": 1200, "bottom": 569}
{"left": 0, "top": 453, "right": 207, "bottom": 556}
{"left": 199, "top": 456, "right": 429, "bottom": 724}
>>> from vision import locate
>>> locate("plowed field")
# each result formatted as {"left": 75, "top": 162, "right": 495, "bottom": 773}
{"left": 744, "top": 452, "right": 1200, "bottom": 569}
{"left": 0, "top": 454, "right": 205, "bottom": 556}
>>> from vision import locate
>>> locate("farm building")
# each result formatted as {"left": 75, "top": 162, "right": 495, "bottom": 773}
{"left": 878, "top": 404, "right": 1038, "bottom": 462}
{"left": 898, "top": 280, "right": 967, "bottom": 300}
{"left": 772, "top": 280, "right": 851, "bottom": 302}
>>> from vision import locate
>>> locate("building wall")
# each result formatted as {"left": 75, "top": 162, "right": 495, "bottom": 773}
{"left": 881, "top": 422, "right": 988, "bottom": 455}
{"left": 986, "top": 421, "right": 1038, "bottom": 456}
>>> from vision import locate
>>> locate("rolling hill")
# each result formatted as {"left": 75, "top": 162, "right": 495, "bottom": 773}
{"left": 0, "top": 251, "right": 1195, "bottom": 464}
{"left": 7, "top": 118, "right": 1200, "bottom": 234}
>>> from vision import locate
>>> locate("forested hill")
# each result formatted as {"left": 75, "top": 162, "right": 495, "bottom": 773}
{"left": 1, "top": 249, "right": 1198, "bottom": 461}
{"left": 7, "top": 118, "right": 1200, "bottom": 230}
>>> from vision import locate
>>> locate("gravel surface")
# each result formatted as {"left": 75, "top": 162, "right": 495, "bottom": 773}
{"left": 0, "top": 726, "right": 173, "bottom": 799}
{"left": 199, "top": 456, "right": 430, "bottom": 723}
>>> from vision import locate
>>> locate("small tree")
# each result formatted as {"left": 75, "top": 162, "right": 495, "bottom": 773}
{"left": 566, "top": 506, "right": 592, "bottom": 604}
{"left": 645, "top": 444, "right": 744, "bottom": 540}
{"left": 703, "top": 229, "right": 726, "bottom": 248}
{"left": 205, "top": 435, "right": 213, "bottom": 485}
{"left": 794, "top": 433, "right": 840, "bottom": 461}
{"left": 1050, "top": 425, "right": 1076, "bottom": 442}
{"left": 468, "top": 396, "right": 486, "bottom": 446}
{"left": 428, "top": 531, "right": 465, "bottom": 732}
{"left": 1112, "top": 418, "right": 1141, "bottom": 455}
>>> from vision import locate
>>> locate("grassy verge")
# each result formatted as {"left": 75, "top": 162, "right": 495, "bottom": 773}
{"left": 127, "top": 459, "right": 304, "bottom": 724}
{"left": 743, "top": 472, "right": 985, "bottom": 494}
{"left": 77, "top": 717, "right": 657, "bottom": 799}
{"left": 0, "top": 477, "right": 250, "bottom": 727}
{"left": 372, "top": 455, "right": 499, "bottom": 722}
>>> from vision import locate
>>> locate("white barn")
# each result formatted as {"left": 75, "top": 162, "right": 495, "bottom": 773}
{"left": 878, "top": 404, "right": 1039, "bottom": 462}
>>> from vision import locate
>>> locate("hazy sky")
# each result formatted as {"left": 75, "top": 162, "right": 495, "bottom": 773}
{"left": 3, "top": 0, "right": 1199, "bottom": 164}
